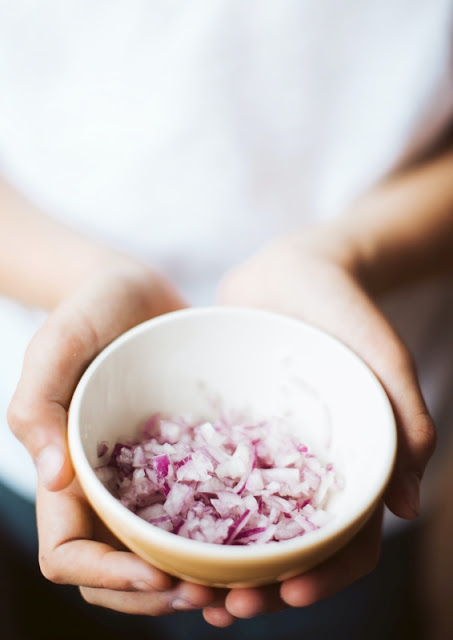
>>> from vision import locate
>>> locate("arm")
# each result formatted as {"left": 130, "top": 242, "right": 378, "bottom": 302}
{"left": 206, "top": 150, "right": 452, "bottom": 626}
{"left": 0, "top": 178, "right": 136, "bottom": 309}
{"left": 331, "top": 147, "right": 453, "bottom": 291}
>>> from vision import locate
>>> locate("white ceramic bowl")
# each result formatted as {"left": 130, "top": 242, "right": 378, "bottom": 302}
{"left": 68, "top": 307, "right": 396, "bottom": 588}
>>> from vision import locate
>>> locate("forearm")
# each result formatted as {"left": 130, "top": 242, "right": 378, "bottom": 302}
{"left": 0, "top": 177, "right": 142, "bottom": 310}
{"left": 329, "top": 147, "right": 453, "bottom": 294}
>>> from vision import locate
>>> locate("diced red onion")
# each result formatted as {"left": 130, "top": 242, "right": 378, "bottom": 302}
{"left": 96, "top": 412, "right": 341, "bottom": 545}
{"left": 97, "top": 441, "right": 109, "bottom": 458}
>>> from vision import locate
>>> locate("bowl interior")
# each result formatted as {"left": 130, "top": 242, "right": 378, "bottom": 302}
{"left": 69, "top": 307, "right": 396, "bottom": 556}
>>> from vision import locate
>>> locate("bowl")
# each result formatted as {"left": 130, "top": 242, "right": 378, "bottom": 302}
{"left": 68, "top": 306, "right": 396, "bottom": 588}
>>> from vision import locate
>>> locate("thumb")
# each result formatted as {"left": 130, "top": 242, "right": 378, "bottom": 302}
{"left": 7, "top": 265, "right": 187, "bottom": 491}
{"left": 383, "top": 381, "right": 436, "bottom": 519}
{"left": 7, "top": 315, "right": 100, "bottom": 491}
{"left": 340, "top": 310, "right": 437, "bottom": 519}
{"left": 340, "top": 304, "right": 437, "bottom": 519}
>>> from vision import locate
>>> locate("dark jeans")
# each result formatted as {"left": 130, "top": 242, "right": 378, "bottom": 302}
{"left": 0, "top": 481, "right": 424, "bottom": 640}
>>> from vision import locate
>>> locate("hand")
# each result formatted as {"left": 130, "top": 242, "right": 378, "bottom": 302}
{"left": 205, "top": 227, "right": 436, "bottom": 625}
{"left": 36, "top": 479, "right": 215, "bottom": 615}
{"left": 203, "top": 504, "right": 384, "bottom": 627}
{"left": 8, "top": 262, "right": 216, "bottom": 615}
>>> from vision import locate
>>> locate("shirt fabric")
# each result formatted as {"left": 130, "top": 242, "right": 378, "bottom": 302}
{"left": 0, "top": 1, "right": 452, "bottom": 530}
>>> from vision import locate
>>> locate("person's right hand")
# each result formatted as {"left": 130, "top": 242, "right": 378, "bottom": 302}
{"left": 7, "top": 261, "right": 217, "bottom": 615}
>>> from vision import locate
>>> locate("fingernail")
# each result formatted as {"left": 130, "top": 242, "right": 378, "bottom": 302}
{"left": 404, "top": 472, "right": 420, "bottom": 517}
{"left": 171, "top": 598, "right": 198, "bottom": 611}
{"left": 36, "top": 444, "right": 65, "bottom": 488}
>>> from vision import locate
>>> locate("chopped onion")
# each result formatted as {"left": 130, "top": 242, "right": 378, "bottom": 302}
{"left": 96, "top": 412, "right": 341, "bottom": 545}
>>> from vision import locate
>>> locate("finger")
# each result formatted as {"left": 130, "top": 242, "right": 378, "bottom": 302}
{"left": 225, "top": 584, "right": 285, "bottom": 618}
{"left": 92, "top": 515, "right": 129, "bottom": 551}
{"left": 41, "top": 540, "right": 173, "bottom": 592}
{"left": 7, "top": 309, "right": 121, "bottom": 491}
{"left": 7, "top": 266, "right": 186, "bottom": 491}
{"left": 37, "top": 479, "right": 217, "bottom": 614}
{"left": 80, "top": 587, "right": 178, "bottom": 616}
{"left": 37, "top": 480, "right": 172, "bottom": 591}
{"left": 280, "top": 504, "right": 383, "bottom": 607}
{"left": 341, "top": 297, "right": 436, "bottom": 518}
{"left": 203, "top": 607, "right": 237, "bottom": 627}
{"left": 7, "top": 316, "right": 89, "bottom": 490}
{"left": 80, "top": 581, "right": 214, "bottom": 616}
{"left": 297, "top": 272, "right": 436, "bottom": 520}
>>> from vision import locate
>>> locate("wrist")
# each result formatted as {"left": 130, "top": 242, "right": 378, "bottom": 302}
{"left": 287, "top": 221, "right": 366, "bottom": 282}
{"left": 58, "top": 256, "right": 186, "bottom": 318}
{"left": 320, "top": 149, "right": 453, "bottom": 295}
{"left": 0, "top": 179, "right": 168, "bottom": 311}
{"left": 55, "top": 249, "right": 144, "bottom": 303}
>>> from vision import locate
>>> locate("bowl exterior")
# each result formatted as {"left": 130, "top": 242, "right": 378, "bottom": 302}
{"left": 76, "top": 469, "right": 380, "bottom": 587}
{"left": 69, "top": 307, "right": 396, "bottom": 587}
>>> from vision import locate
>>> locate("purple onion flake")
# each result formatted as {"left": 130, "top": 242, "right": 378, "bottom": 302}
{"left": 96, "top": 412, "right": 341, "bottom": 545}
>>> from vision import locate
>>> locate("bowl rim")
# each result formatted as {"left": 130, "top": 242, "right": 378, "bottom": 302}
{"left": 68, "top": 306, "right": 397, "bottom": 561}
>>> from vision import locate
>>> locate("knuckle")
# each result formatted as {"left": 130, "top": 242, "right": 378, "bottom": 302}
{"left": 39, "top": 552, "right": 63, "bottom": 584}
{"left": 7, "top": 397, "right": 33, "bottom": 439}
{"left": 6, "top": 337, "right": 44, "bottom": 438}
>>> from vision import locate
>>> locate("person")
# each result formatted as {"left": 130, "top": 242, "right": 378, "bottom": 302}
{"left": 1, "top": 1, "right": 453, "bottom": 638}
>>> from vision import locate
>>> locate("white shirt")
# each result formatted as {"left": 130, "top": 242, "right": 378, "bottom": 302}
{"left": 1, "top": 1, "right": 453, "bottom": 516}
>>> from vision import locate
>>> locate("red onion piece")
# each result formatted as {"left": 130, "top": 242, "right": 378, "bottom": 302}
{"left": 96, "top": 412, "right": 341, "bottom": 545}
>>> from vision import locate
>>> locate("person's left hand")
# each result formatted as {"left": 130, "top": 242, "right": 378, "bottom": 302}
{"left": 203, "top": 226, "right": 435, "bottom": 627}
{"left": 203, "top": 504, "right": 384, "bottom": 627}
